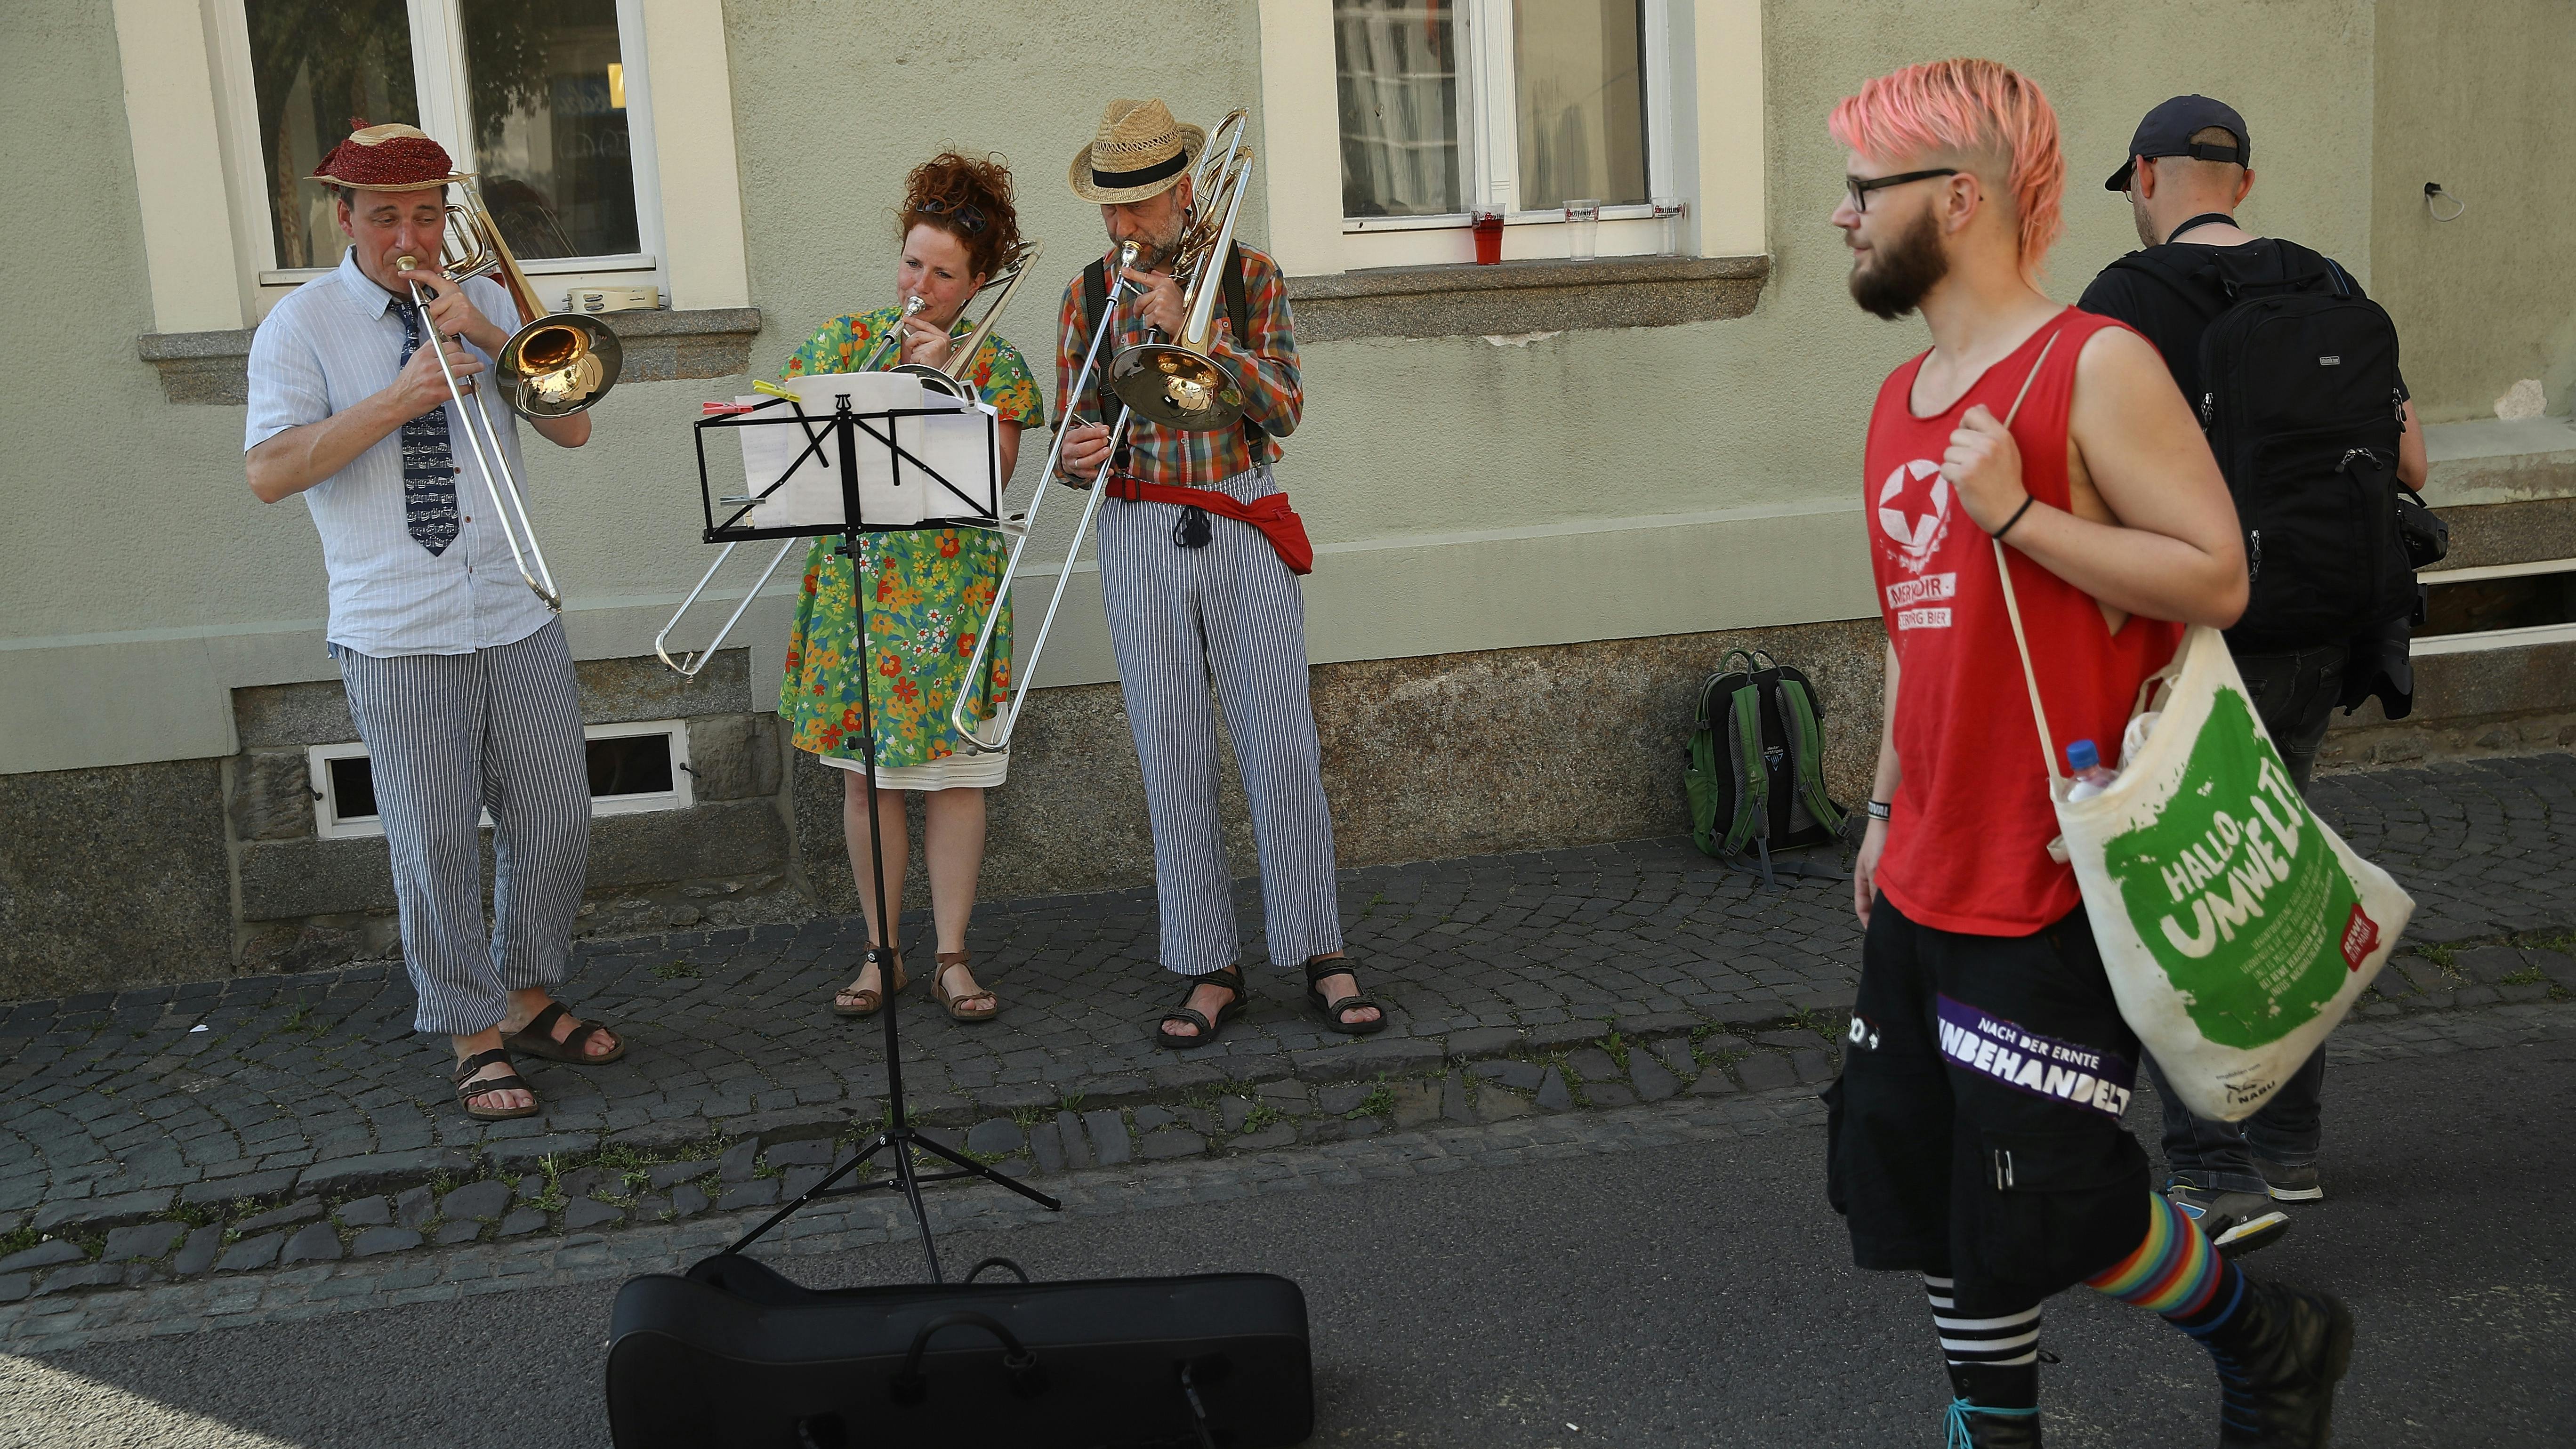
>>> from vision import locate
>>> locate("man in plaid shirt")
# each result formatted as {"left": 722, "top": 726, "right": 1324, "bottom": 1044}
{"left": 1056, "top": 98, "right": 1385, "bottom": 1049}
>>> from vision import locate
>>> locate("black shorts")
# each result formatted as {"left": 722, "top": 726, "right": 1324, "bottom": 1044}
{"left": 1826, "top": 896, "right": 2152, "bottom": 1316}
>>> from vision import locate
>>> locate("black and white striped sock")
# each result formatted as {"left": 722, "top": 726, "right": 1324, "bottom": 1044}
{"left": 1924, "top": 1274, "right": 2043, "bottom": 1367}
{"left": 1924, "top": 1273, "right": 2041, "bottom": 1410}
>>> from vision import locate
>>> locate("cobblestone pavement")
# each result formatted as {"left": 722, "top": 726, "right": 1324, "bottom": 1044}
{"left": 5, "top": 995, "right": 2571, "bottom": 1356}
{"left": 1, "top": 754, "right": 2569, "bottom": 1330}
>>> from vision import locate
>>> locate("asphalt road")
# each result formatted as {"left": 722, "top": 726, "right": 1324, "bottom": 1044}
{"left": 8, "top": 1022, "right": 2571, "bottom": 1448}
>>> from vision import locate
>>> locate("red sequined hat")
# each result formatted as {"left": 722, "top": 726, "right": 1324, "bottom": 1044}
{"left": 308, "top": 121, "right": 468, "bottom": 192}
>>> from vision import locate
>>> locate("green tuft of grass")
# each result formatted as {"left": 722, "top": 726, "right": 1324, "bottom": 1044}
{"left": 1345, "top": 1085, "right": 1397, "bottom": 1120}
{"left": 2497, "top": 966, "right": 2547, "bottom": 986}
{"left": 1601, "top": 1030, "right": 1631, "bottom": 1073}
{"left": 2416, "top": 942, "right": 2460, "bottom": 970}
{"left": 651, "top": 959, "right": 700, "bottom": 981}
{"left": 0, "top": 1225, "right": 37, "bottom": 1258}
{"left": 1235, "top": 1101, "right": 1284, "bottom": 1135}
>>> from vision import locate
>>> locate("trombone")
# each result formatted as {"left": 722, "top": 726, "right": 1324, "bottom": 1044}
{"left": 1107, "top": 109, "right": 1256, "bottom": 431}
{"left": 654, "top": 240, "right": 1044, "bottom": 677}
{"left": 947, "top": 241, "right": 1145, "bottom": 753}
{"left": 396, "top": 177, "right": 626, "bottom": 612}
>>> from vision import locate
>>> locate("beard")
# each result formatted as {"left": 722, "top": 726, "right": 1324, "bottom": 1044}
{"left": 1848, "top": 206, "right": 1950, "bottom": 320}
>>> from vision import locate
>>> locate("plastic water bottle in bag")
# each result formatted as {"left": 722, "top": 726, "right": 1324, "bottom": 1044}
{"left": 2065, "top": 739, "right": 2119, "bottom": 801}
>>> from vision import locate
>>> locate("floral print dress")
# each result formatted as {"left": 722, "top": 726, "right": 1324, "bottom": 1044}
{"left": 776, "top": 307, "right": 1043, "bottom": 780}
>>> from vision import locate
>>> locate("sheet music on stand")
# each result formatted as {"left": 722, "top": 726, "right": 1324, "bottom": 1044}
{"left": 692, "top": 371, "right": 1002, "bottom": 542}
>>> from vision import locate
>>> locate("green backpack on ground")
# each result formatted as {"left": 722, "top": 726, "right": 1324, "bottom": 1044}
{"left": 1684, "top": 650, "right": 1847, "bottom": 886}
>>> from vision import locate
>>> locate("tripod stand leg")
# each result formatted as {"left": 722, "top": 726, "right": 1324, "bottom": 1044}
{"left": 908, "top": 1131, "right": 1065, "bottom": 1212}
{"left": 727, "top": 1134, "right": 892, "bottom": 1254}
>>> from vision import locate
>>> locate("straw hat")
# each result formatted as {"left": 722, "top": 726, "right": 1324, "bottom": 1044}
{"left": 1067, "top": 99, "right": 1204, "bottom": 205}
{"left": 307, "top": 121, "right": 470, "bottom": 192}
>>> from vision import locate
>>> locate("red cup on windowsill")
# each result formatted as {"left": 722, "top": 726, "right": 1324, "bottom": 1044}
{"left": 1470, "top": 209, "right": 1504, "bottom": 265}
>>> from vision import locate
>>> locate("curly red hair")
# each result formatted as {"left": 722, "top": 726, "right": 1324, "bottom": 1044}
{"left": 899, "top": 151, "right": 1021, "bottom": 280}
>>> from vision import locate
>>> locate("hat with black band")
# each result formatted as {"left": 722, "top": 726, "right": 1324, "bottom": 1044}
{"left": 1069, "top": 98, "right": 1206, "bottom": 205}
{"left": 2105, "top": 94, "right": 2251, "bottom": 191}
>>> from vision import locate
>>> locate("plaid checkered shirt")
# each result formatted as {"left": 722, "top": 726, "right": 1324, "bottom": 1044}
{"left": 1053, "top": 243, "right": 1303, "bottom": 486}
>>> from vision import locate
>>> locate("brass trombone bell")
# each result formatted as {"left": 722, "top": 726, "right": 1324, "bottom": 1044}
{"left": 431, "top": 180, "right": 624, "bottom": 419}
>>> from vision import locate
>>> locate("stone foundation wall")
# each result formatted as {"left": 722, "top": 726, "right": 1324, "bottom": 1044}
{"left": 6, "top": 588, "right": 2572, "bottom": 1002}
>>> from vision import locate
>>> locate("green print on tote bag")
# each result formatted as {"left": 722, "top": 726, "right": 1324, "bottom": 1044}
{"left": 2096, "top": 686, "right": 2373, "bottom": 1050}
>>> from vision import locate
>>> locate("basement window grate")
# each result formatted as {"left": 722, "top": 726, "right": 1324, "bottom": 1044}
{"left": 307, "top": 720, "right": 695, "bottom": 840}
{"left": 2411, "top": 559, "right": 2576, "bottom": 657}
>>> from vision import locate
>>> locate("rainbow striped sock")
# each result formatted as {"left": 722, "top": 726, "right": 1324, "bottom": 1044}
{"left": 2084, "top": 1191, "right": 2248, "bottom": 1336}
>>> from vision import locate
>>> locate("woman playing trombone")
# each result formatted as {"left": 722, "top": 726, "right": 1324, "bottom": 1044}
{"left": 777, "top": 151, "right": 1041, "bottom": 1023}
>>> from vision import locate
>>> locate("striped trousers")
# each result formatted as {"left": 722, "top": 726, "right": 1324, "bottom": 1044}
{"left": 1099, "top": 464, "right": 1342, "bottom": 976}
{"left": 336, "top": 620, "right": 591, "bottom": 1035}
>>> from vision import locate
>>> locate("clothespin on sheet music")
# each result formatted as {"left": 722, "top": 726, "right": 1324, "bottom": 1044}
{"left": 702, "top": 380, "right": 800, "bottom": 416}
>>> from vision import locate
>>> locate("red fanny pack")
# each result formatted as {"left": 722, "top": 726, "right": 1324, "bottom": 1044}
{"left": 1104, "top": 475, "right": 1314, "bottom": 575}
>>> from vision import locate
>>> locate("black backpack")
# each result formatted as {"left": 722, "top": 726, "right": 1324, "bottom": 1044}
{"left": 2108, "top": 242, "right": 2414, "bottom": 651}
{"left": 1683, "top": 650, "right": 1844, "bottom": 883}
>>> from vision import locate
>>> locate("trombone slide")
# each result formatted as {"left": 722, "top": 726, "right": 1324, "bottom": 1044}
{"left": 655, "top": 538, "right": 801, "bottom": 677}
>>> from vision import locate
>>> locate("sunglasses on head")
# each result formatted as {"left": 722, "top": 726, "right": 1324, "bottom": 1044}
{"left": 916, "top": 196, "right": 988, "bottom": 233}
{"left": 1844, "top": 168, "right": 1960, "bottom": 212}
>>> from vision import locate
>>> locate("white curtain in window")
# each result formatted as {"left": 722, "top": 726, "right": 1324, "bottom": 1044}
{"left": 1336, "top": 0, "right": 1462, "bottom": 217}
{"left": 1515, "top": 0, "right": 1648, "bottom": 210}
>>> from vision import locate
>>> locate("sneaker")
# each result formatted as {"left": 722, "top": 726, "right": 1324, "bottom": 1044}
{"left": 2254, "top": 1155, "right": 2325, "bottom": 1202}
{"left": 2168, "top": 1180, "right": 2292, "bottom": 1258}
{"left": 2212, "top": 1277, "right": 2355, "bottom": 1447}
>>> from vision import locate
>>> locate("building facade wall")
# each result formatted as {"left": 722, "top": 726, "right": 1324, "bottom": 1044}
{"left": 2370, "top": 0, "right": 2576, "bottom": 423}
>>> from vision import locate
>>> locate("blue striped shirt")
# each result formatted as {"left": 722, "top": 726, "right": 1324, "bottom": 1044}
{"left": 246, "top": 247, "right": 554, "bottom": 657}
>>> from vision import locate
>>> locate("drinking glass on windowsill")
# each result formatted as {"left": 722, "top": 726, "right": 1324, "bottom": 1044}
{"left": 1652, "top": 197, "right": 1687, "bottom": 257}
{"left": 1564, "top": 199, "right": 1601, "bottom": 261}
{"left": 1471, "top": 209, "right": 1504, "bottom": 265}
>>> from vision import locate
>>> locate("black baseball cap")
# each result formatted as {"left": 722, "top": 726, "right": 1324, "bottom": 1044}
{"left": 2104, "top": 95, "right": 2251, "bottom": 191}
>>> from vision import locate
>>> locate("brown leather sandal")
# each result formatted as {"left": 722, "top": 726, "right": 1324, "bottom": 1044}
{"left": 832, "top": 950, "right": 908, "bottom": 1018}
{"left": 503, "top": 1001, "right": 627, "bottom": 1064}
{"left": 453, "top": 1047, "right": 539, "bottom": 1121}
{"left": 932, "top": 952, "right": 999, "bottom": 1022}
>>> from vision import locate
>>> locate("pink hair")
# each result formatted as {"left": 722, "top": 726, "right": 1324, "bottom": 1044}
{"left": 1828, "top": 58, "right": 2066, "bottom": 281}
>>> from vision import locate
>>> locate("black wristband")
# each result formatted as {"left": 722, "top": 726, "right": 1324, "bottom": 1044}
{"left": 1866, "top": 799, "right": 1892, "bottom": 821}
{"left": 1990, "top": 494, "right": 2037, "bottom": 541}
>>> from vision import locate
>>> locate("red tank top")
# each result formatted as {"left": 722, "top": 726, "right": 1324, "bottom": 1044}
{"left": 1865, "top": 308, "right": 2182, "bottom": 935}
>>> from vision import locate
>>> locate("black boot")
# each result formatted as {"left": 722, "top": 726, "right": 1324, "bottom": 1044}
{"left": 1942, "top": 1362, "right": 2041, "bottom": 1448}
{"left": 2208, "top": 1276, "right": 2354, "bottom": 1447}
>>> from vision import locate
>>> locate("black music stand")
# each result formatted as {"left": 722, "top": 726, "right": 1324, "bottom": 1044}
{"left": 692, "top": 387, "right": 1060, "bottom": 1281}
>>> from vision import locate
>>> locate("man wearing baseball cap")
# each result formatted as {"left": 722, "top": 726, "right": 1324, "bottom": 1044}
{"left": 2079, "top": 95, "right": 2426, "bottom": 1257}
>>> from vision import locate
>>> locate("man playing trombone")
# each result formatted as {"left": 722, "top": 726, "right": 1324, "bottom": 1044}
{"left": 244, "top": 123, "right": 620, "bottom": 1122}
{"left": 1056, "top": 99, "right": 1384, "bottom": 1047}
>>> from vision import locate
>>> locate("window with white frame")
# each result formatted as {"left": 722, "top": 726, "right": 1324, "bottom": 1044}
{"left": 209, "top": 0, "right": 663, "bottom": 304}
{"left": 307, "top": 719, "right": 694, "bottom": 840}
{"left": 1334, "top": 0, "right": 1673, "bottom": 242}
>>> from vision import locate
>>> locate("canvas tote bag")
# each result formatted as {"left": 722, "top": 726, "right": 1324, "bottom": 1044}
{"left": 1984, "top": 332, "right": 2415, "bottom": 1123}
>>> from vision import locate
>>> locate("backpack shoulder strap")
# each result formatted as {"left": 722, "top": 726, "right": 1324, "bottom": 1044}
{"left": 1079, "top": 258, "right": 1111, "bottom": 425}
{"left": 1224, "top": 244, "right": 1265, "bottom": 445}
{"left": 1772, "top": 670, "right": 1843, "bottom": 834}
{"left": 1723, "top": 680, "right": 1769, "bottom": 854}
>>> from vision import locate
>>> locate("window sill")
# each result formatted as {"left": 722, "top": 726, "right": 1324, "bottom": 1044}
{"left": 1286, "top": 254, "right": 1767, "bottom": 343}
{"left": 135, "top": 306, "right": 765, "bottom": 405}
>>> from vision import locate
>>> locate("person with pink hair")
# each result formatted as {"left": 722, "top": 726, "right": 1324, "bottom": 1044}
{"left": 1818, "top": 58, "right": 2354, "bottom": 1447}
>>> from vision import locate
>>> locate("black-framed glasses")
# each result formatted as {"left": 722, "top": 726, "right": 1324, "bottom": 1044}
{"left": 1845, "top": 168, "right": 1959, "bottom": 212}
{"left": 915, "top": 197, "right": 988, "bottom": 233}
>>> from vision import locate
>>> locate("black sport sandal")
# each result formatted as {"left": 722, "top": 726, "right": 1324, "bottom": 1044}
{"left": 1155, "top": 965, "right": 1246, "bottom": 1050}
{"left": 1304, "top": 956, "right": 1387, "bottom": 1036}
